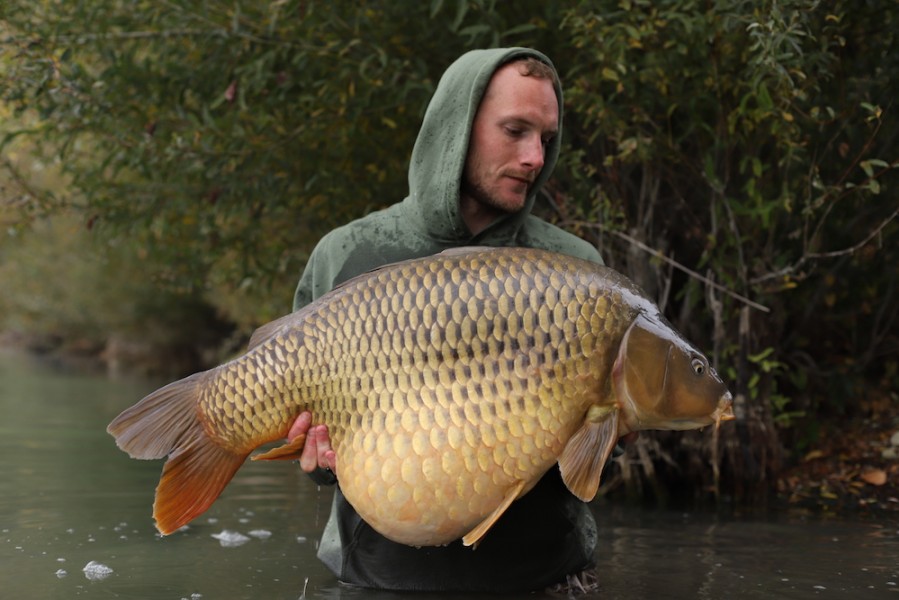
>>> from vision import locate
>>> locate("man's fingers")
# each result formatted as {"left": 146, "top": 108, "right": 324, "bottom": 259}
{"left": 299, "top": 425, "right": 322, "bottom": 473}
{"left": 288, "top": 411, "right": 312, "bottom": 441}
{"left": 290, "top": 415, "right": 337, "bottom": 477}
{"left": 320, "top": 447, "right": 337, "bottom": 474}
{"left": 312, "top": 426, "right": 337, "bottom": 474}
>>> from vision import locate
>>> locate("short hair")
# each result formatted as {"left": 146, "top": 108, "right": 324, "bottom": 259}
{"left": 508, "top": 56, "right": 558, "bottom": 88}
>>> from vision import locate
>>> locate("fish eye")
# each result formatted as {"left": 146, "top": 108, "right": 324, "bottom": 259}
{"left": 691, "top": 357, "right": 705, "bottom": 376}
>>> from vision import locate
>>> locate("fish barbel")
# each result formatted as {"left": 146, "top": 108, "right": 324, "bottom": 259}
{"left": 108, "top": 247, "right": 734, "bottom": 546}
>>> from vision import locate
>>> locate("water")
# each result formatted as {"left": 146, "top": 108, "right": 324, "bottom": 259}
{"left": 1, "top": 349, "right": 897, "bottom": 599}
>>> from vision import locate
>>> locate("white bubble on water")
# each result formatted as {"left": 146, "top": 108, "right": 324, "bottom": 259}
{"left": 248, "top": 529, "right": 272, "bottom": 540}
{"left": 296, "top": 535, "right": 307, "bottom": 544}
{"left": 55, "top": 569, "right": 67, "bottom": 578}
{"left": 82, "top": 560, "right": 114, "bottom": 581}
{"left": 211, "top": 530, "right": 251, "bottom": 548}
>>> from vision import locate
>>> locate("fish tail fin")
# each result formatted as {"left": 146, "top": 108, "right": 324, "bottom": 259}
{"left": 107, "top": 372, "right": 247, "bottom": 535}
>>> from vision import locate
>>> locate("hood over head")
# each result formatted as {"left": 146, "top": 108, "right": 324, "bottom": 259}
{"left": 405, "top": 47, "right": 564, "bottom": 246}
{"left": 292, "top": 48, "right": 600, "bottom": 311}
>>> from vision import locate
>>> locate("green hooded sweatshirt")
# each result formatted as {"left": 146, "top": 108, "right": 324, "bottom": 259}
{"left": 293, "top": 47, "right": 600, "bottom": 593}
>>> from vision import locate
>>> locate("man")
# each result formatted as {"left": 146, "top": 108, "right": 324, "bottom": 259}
{"left": 287, "top": 48, "right": 603, "bottom": 592}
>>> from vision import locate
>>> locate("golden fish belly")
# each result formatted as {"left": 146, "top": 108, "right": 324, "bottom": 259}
{"left": 202, "top": 248, "right": 637, "bottom": 546}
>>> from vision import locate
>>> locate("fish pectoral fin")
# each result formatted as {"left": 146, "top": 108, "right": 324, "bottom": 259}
{"left": 461, "top": 479, "right": 527, "bottom": 549}
{"left": 558, "top": 407, "right": 620, "bottom": 502}
{"left": 251, "top": 434, "right": 307, "bottom": 461}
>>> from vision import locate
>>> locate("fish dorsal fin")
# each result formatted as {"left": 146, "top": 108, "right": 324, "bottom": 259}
{"left": 462, "top": 479, "right": 527, "bottom": 548}
{"left": 436, "top": 245, "right": 495, "bottom": 257}
{"left": 246, "top": 312, "right": 299, "bottom": 350}
{"left": 558, "top": 405, "right": 620, "bottom": 501}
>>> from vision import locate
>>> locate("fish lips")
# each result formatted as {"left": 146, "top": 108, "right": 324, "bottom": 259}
{"left": 712, "top": 391, "right": 736, "bottom": 428}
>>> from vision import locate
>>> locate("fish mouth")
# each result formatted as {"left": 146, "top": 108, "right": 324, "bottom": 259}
{"left": 712, "top": 392, "right": 736, "bottom": 429}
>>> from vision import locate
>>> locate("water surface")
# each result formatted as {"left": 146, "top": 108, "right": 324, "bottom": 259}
{"left": 1, "top": 349, "right": 897, "bottom": 599}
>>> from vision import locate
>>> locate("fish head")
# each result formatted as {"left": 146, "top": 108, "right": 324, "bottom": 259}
{"left": 614, "top": 314, "right": 735, "bottom": 433}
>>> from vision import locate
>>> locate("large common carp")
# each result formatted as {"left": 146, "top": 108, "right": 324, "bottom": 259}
{"left": 108, "top": 247, "right": 734, "bottom": 547}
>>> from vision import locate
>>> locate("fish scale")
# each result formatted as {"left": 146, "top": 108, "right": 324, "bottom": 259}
{"left": 108, "top": 247, "right": 734, "bottom": 546}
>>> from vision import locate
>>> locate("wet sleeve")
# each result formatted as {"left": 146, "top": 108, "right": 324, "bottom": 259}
{"left": 292, "top": 235, "right": 345, "bottom": 310}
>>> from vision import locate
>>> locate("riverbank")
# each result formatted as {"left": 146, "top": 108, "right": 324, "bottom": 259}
{"left": 777, "top": 412, "right": 899, "bottom": 516}
{"left": 0, "top": 327, "right": 237, "bottom": 379}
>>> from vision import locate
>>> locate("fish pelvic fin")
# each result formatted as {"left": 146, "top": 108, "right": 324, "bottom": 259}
{"left": 107, "top": 372, "right": 248, "bottom": 535}
{"left": 558, "top": 405, "right": 620, "bottom": 502}
{"left": 462, "top": 479, "right": 527, "bottom": 548}
{"left": 252, "top": 434, "right": 307, "bottom": 461}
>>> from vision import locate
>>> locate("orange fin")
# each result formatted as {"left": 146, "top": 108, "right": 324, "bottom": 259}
{"left": 251, "top": 434, "right": 307, "bottom": 461}
{"left": 153, "top": 429, "right": 247, "bottom": 535}
{"left": 558, "top": 405, "right": 619, "bottom": 502}
{"left": 107, "top": 371, "right": 247, "bottom": 535}
{"left": 462, "top": 479, "right": 527, "bottom": 548}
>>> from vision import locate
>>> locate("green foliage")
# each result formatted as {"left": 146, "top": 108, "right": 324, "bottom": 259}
{"left": 1, "top": 0, "right": 561, "bottom": 322}
{"left": 1, "top": 0, "right": 897, "bottom": 493}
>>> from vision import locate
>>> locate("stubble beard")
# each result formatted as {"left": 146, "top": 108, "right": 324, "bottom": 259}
{"left": 461, "top": 174, "right": 527, "bottom": 217}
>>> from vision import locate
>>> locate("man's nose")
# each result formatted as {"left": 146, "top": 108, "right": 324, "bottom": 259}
{"left": 520, "top": 135, "right": 545, "bottom": 171}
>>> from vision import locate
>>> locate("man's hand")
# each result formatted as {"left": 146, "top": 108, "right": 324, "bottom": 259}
{"left": 288, "top": 411, "right": 338, "bottom": 476}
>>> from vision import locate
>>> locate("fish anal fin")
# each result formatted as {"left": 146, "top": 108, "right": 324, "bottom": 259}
{"left": 558, "top": 406, "right": 620, "bottom": 502}
{"left": 462, "top": 479, "right": 527, "bottom": 548}
{"left": 251, "top": 434, "right": 307, "bottom": 461}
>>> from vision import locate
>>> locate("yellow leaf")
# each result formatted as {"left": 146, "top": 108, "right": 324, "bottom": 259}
{"left": 803, "top": 449, "right": 826, "bottom": 462}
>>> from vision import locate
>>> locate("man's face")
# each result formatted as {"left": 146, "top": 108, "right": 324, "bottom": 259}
{"left": 461, "top": 63, "right": 559, "bottom": 217}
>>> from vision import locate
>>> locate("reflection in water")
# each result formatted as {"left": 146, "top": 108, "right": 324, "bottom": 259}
{"left": 1, "top": 349, "right": 897, "bottom": 599}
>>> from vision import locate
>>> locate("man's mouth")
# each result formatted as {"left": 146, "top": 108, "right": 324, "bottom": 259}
{"left": 506, "top": 173, "right": 535, "bottom": 185}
